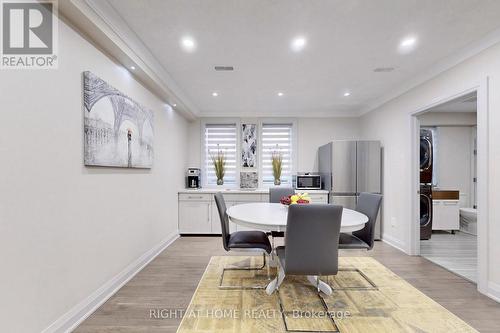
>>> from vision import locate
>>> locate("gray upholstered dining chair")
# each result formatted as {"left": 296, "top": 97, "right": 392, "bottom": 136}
{"left": 337, "top": 192, "right": 383, "bottom": 290}
{"left": 269, "top": 187, "right": 295, "bottom": 203}
{"left": 268, "top": 187, "right": 295, "bottom": 246}
{"left": 267, "top": 204, "right": 343, "bottom": 331}
{"left": 214, "top": 192, "right": 272, "bottom": 289}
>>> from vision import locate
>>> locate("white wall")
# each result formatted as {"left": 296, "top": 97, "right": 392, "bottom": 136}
{"left": 187, "top": 117, "right": 360, "bottom": 174}
{"left": 0, "top": 20, "right": 188, "bottom": 333}
{"left": 359, "top": 42, "right": 500, "bottom": 301}
{"left": 433, "top": 127, "right": 474, "bottom": 207}
{"left": 419, "top": 111, "right": 477, "bottom": 126}
{"left": 187, "top": 119, "right": 203, "bottom": 168}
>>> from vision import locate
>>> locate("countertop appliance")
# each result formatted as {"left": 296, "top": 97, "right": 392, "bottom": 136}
{"left": 295, "top": 174, "right": 322, "bottom": 190}
{"left": 318, "top": 140, "right": 382, "bottom": 239}
{"left": 187, "top": 168, "right": 201, "bottom": 188}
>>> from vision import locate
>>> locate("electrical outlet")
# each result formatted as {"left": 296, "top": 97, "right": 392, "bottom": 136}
{"left": 391, "top": 217, "right": 396, "bottom": 228}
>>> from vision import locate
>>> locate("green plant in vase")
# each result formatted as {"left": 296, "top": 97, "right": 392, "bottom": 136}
{"left": 272, "top": 145, "right": 283, "bottom": 186}
{"left": 210, "top": 144, "right": 226, "bottom": 185}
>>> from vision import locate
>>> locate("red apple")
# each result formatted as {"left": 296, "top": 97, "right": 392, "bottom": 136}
{"left": 280, "top": 196, "right": 291, "bottom": 205}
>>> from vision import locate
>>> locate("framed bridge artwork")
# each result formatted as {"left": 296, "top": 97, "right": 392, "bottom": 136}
{"left": 83, "top": 71, "right": 154, "bottom": 168}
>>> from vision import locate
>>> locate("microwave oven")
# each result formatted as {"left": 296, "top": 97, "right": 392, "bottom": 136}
{"left": 295, "top": 174, "right": 322, "bottom": 190}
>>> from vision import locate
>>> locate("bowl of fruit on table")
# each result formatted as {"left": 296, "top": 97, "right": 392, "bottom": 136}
{"left": 280, "top": 193, "right": 311, "bottom": 206}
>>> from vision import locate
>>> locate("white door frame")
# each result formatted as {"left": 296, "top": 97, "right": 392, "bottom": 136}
{"left": 409, "top": 77, "right": 489, "bottom": 294}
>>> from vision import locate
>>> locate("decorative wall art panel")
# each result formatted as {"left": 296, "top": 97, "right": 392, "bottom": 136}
{"left": 83, "top": 71, "right": 154, "bottom": 168}
{"left": 241, "top": 123, "right": 257, "bottom": 168}
{"left": 240, "top": 172, "right": 258, "bottom": 189}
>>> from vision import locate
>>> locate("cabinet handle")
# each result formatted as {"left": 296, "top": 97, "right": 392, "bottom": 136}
{"left": 188, "top": 196, "right": 203, "bottom": 199}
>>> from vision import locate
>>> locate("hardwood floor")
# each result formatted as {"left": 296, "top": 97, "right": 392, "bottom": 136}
{"left": 75, "top": 236, "right": 500, "bottom": 333}
{"left": 420, "top": 230, "right": 477, "bottom": 282}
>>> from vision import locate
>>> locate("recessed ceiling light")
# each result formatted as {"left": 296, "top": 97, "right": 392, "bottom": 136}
{"left": 181, "top": 36, "right": 196, "bottom": 52}
{"left": 277, "top": 92, "right": 284, "bottom": 97}
{"left": 212, "top": 92, "right": 218, "bottom": 97}
{"left": 398, "top": 35, "right": 418, "bottom": 54}
{"left": 291, "top": 36, "right": 307, "bottom": 52}
{"left": 344, "top": 92, "right": 351, "bottom": 97}
{"left": 130, "top": 65, "right": 136, "bottom": 70}
{"left": 173, "top": 103, "right": 177, "bottom": 107}
{"left": 401, "top": 37, "right": 416, "bottom": 47}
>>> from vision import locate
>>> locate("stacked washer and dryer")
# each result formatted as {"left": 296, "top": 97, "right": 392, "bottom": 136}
{"left": 420, "top": 129, "right": 433, "bottom": 240}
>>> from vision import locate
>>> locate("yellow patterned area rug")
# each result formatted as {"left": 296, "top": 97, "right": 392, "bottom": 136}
{"left": 177, "top": 256, "right": 477, "bottom": 333}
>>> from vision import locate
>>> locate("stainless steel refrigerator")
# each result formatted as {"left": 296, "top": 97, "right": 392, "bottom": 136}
{"left": 318, "top": 140, "right": 382, "bottom": 239}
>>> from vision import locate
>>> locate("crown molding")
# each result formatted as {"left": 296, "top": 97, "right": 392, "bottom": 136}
{"left": 59, "top": 0, "right": 199, "bottom": 120}
{"left": 199, "top": 103, "right": 363, "bottom": 118}
{"left": 358, "top": 26, "right": 500, "bottom": 117}
{"left": 198, "top": 109, "right": 360, "bottom": 118}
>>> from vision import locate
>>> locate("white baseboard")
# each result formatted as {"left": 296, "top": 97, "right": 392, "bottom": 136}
{"left": 42, "top": 232, "right": 179, "bottom": 333}
{"left": 487, "top": 281, "right": 500, "bottom": 303}
{"left": 381, "top": 233, "right": 407, "bottom": 254}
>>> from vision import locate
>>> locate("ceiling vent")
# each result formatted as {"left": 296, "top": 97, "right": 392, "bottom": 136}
{"left": 373, "top": 67, "right": 395, "bottom": 73}
{"left": 214, "top": 66, "right": 234, "bottom": 71}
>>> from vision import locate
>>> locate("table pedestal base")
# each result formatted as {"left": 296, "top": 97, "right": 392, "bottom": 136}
{"left": 266, "top": 274, "right": 332, "bottom": 296}
{"left": 306, "top": 275, "right": 333, "bottom": 295}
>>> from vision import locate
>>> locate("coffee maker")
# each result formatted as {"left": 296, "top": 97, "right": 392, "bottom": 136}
{"left": 187, "top": 168, "right": 201, "bottom": 188}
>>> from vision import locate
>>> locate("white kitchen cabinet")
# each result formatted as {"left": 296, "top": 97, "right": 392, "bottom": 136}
{"left": 432, "top": 200, "right": 460, "bottom": 231}
{"left": 307, "top": 193, "right": 328, "bottom": 203}
{"left": 178, "top": 200, "right": 211, "bottom": 233}
{"left": 178, "top": 193, "right": 212, "bottom": 201}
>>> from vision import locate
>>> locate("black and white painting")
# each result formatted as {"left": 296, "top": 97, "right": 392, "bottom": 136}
{"left": 240, "top": 172, "right": 258, "bottom": 189}
{"left": 241, "top": 124, "right": 257, "bottom": 168}
{"left": 83, "top": 71, "right": 154, "bottom": 168}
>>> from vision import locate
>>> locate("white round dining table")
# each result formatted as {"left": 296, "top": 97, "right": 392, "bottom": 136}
{"left": 226, "top": 202, "right": 369, "bottom": 296}
{"left": 227, "top": 202, "right": 368, "bottom": 233}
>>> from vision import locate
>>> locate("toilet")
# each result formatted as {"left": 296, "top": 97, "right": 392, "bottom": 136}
{"left": 460, "top": 208, "right": 477, "bottom": 235}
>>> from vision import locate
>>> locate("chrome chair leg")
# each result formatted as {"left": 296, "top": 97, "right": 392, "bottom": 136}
{"left": 329, "top": 267, "right": 378, "bottom": 291}
{"left": 276, "top": 277, "right": 339, "bottom": 332}
{"left": 266, "top": 257, "right": 271, "bottom": 279}
{"left": 219, "top": 253, "right": 271, "bottom": 290}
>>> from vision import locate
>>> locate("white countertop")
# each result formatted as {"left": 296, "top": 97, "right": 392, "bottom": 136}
{"left": 179, "top": 188, "right": 329, "bottom": 194}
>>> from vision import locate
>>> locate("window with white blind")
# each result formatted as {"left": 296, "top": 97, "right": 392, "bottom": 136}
{"left": 261, "top": 123, "right": 294, "bottom": 186}
{"left": 204, "top": 124, "right": 237, "bottom": 185}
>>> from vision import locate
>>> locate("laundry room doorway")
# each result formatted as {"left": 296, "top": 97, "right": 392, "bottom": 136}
{"left": 416, "top": 93, "right": 477, "bottom": 282}
{"left": 408, "top": 79, "right": 489, "bottom": 295}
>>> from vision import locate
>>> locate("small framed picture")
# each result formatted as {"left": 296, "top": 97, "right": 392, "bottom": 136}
{"left": 240, "top": 172, "right": 258, "bottom": 189}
